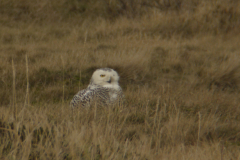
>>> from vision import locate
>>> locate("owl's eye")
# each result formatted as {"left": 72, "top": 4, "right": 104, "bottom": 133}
{"left": 100, "top": 74, "right": 105, "bottom": 77}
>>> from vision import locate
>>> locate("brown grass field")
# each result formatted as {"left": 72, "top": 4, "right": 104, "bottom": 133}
{"left": 1, "top": 0, "right": 240, "bottom": 159}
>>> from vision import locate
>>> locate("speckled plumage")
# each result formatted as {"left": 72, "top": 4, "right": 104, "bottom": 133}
{"left": 70, "top": 68, "right": 124, "bottom": 108}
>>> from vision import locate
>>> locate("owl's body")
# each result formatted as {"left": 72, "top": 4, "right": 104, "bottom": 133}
{"left": 70, "top": 68, "right": 123, "bottom": 108}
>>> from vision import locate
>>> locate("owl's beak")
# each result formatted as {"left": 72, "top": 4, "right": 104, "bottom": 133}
{"left": 107, "top": 78, "right": 111, "bottom": 83}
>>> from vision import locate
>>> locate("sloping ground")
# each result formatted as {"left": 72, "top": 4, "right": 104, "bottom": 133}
{"left": 1, "top": 0, "right": 240, "bottom": 159}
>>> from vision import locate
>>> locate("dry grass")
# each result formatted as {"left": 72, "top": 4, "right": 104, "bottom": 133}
{"left": 1, "top": 0, "right": 240, "bottom": 159}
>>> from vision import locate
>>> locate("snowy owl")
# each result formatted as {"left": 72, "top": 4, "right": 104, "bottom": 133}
{"left": 70, "top": 68, "right": 124, "bottom": 108}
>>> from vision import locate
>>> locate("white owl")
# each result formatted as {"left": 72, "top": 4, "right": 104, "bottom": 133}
{"left": 70, "top": 68, "right": 124, "bottom": 108}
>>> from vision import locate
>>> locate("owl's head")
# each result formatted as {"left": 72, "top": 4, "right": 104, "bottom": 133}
{"left": 90, "top": 68, "right": 120, "bottom": 88}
